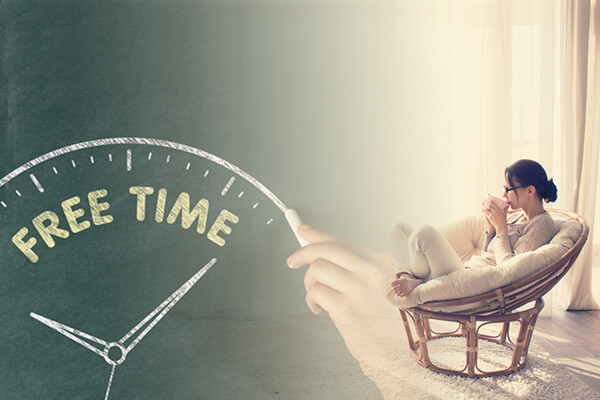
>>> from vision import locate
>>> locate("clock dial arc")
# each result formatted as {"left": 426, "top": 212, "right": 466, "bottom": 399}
{"left": 0, "top": 137, "right": 287, "bottom": 212}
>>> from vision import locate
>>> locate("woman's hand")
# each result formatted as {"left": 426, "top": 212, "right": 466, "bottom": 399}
{"left": 286, "top": 224, "right": 407, "bottom": 396}
{"left": 287, "top": 224, "right": 398, "bottom": 320}
{"left": 481, "top": 200, "right": 496, "bottom": 234}
{"left": 482, "top": 201, "right": 508, "bottom": 234}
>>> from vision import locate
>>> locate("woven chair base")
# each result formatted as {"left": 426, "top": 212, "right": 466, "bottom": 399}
{"left": 399, "top": 298, "right": 544, "bottom": 378}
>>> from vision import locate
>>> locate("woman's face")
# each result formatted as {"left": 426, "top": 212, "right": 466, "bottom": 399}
{"left": 503, "top": 177, "right": 523, "bottom": 210}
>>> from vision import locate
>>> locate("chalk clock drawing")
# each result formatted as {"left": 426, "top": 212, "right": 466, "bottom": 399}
{"left": 0, "top": 138, "right": 302, "bottom": 399}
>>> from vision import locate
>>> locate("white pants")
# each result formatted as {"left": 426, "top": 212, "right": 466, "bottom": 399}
{"left": 391, "top": 223, "right": 465, "bottom": 281}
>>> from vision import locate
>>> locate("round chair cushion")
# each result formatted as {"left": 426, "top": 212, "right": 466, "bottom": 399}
{"left": 385, "top": 210, "right": 583, "bottom": 312}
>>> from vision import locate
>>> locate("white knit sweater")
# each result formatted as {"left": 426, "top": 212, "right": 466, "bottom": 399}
{"left": 465, "top": 210, "right": 557, "bottom": 269}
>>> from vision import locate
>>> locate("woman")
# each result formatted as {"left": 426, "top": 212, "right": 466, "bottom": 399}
{"left": 391, "top": 159, "right": 558, "bottom": 298}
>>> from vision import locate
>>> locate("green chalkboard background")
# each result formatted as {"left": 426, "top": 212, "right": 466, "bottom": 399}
{"left": 0, "top": 0, "right": 423, "bottom": 399}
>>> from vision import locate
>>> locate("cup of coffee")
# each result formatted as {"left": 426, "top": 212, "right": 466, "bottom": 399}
{"left": 484, "top": 194, "right": 508, "bottom": 209}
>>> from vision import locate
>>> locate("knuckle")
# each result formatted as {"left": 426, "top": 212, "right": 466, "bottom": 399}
{"left": 303, "top": 270, "right": 313, "bottom": 290}
{"left": 304, "top": 263, "right": 320, "bottom": 290}
{"left": 311, "top": 257, "right": 328, "bottom": 269}
{"left": 305, "top": 290, "right": 313, "bottom": 304}
{"left": 305, "top": 286, "right": 319, "bottom": 305}
{"left": 319, "top": 241, "right": 343, "bottom": 255}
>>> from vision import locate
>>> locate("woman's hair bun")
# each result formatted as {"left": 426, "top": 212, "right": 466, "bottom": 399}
{"left": 544, "top": 178, "right": 558, "bottom": 203}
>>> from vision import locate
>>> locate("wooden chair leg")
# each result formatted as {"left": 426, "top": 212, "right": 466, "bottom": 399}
{"left": 521, "top": 300, "right": 543, "bottom": 361}
{"left": 510, "top": 315, "right": 532, "bottom": 370}
{"left": 466, "top": 315, "right": 478, "bottom": 377}
{"left": 500, "top": 322, "right": 509, "bottom": 344}
{"left": 423, "top": 317, "right": 432, "bottom": 339}
{"left": 522, "top": 313, "right": 539, "bottom": 359}
{"left": 413, "top": 313, "right": 432, "bottom": 367}
{"left": 512, "top": 311, "right": 540, "bottom": 369}
{"left": 399, "top": 310, "right": 418, "bottom": 353}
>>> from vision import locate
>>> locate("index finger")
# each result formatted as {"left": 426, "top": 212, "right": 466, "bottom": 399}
{"left": 296, "top": 223, "right": 346, "bottom": 246}
{"left": 287, "top": 241, "right": 372, "bottom": 274}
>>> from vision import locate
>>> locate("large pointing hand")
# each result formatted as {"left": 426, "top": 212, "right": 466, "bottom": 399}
{"left": 119, "top": 257, "right": 217, "bottom": 353}
{"left": 285, "top": 224, "right": 406, "bottom": 400}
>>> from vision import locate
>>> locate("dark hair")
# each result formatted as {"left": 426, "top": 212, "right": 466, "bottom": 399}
{"left": 505, "top": 159, "right": 558, "bottom": 203}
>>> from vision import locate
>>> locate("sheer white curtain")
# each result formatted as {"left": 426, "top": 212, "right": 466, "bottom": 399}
{"left": 388, "top": 0, "right": 598, "bottom": 310}
{"left": 554, "top": 0, "right": 600, "bottom": 310}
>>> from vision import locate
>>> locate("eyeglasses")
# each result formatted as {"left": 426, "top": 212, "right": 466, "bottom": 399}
{"left": 503, "top": 185, "right": 526, "bottom": 194}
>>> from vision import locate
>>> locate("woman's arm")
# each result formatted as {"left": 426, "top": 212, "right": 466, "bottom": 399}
{"left": 482, "top": 231, "right": 496, "bottom": 252}
{"left": 513, "top": 216, "right": 557, "bottom": 254}
{"left": 494, "top": 215, "right": 556, "bottom": 263}
{"left": 493, "top": 233, "right": 514, "bottom": 264}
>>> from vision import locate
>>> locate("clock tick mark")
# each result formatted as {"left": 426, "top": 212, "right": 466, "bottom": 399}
{"left": 90, "top": 156, "right": 95, "bottom": 164}
{"left": 166, "top": 155, "right": 171, "bottom": 163}
{"left": 29, "top": 174, "right": 44, "bottom": 193}
{"left": 1, "top": 201, "right": 6, "bottom": 208}
{"left": 204, "top": 170, "right": 210, "bottom": 177}
{"left": 186, "top": 162, "right": 191, "bottom": 171}
{"left": 148, "top": 152, "right": 152, "bottom": 160}
{"left": 52, "top": 166, "right": 58, "bottom": 174}
{"left": 15, "top": 189, "right": 22, "bottom": 197}
{"left": 252, "top": 202, "right": 259, "bottom": 209}
{"left": 127, "top": 149, "right": 132, "bottom": 171}
{"left": 267, "top": 218, "right": 273, "bottom": 225}
{"left": 71, "top": 160, "right": 77, "bottom": 168}
{"left": 221, "top": 177, "right": 235, "bottom": 196}
{"left": 109, "top": 154, "right": 113, "bottom": 162}
{"left": 238, "top": 191, "right": 244, "bottom": 198}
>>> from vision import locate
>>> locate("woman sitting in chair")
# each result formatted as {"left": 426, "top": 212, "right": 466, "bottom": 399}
{"left": 391, "top": 159, "right": 558, "bottom": 298}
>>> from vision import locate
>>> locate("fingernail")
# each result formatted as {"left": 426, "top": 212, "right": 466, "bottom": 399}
{"left": 298, "top": 224, "right": 310, "bottom": 230}
{"left": 287, "top": 255, "right": 299, "bottom": 268}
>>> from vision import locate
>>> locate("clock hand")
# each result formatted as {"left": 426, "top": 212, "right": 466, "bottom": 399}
{"left": 119, "top": 257, "right": 217, "bottom": 353}
{"left": 30, "top": 312, "right": 109, "bottom": 359}
{"left": 105, "top": 365, "right": 116, "bottom": 400}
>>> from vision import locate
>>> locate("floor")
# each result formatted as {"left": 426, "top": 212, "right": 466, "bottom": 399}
{"left": 534, "top": 309, "right": 600, "bottom": 393}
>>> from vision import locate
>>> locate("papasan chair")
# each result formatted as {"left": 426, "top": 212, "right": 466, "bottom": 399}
{"left": 385, "top": 209, "right": 588, "bottom": 378}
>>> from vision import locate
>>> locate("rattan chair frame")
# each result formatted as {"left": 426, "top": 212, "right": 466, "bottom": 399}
{"left": 398, "top": 210, "right": 589, "bottom": 378}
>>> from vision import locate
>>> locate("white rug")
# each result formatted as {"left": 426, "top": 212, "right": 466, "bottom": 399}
{"left": 389, "top": 335, "right": 600, "bottom": 400}
{"left": 248, "top": 315, "right": 600, "bottom": 399}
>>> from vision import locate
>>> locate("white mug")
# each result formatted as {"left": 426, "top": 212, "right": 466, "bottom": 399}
{"left": 484, "top": 194, "right": 508, "bottom": 209}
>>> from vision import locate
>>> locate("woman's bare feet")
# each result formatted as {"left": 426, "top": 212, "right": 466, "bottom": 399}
{"left": 391, "top": 273, "right": 423, "bottom": 298}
